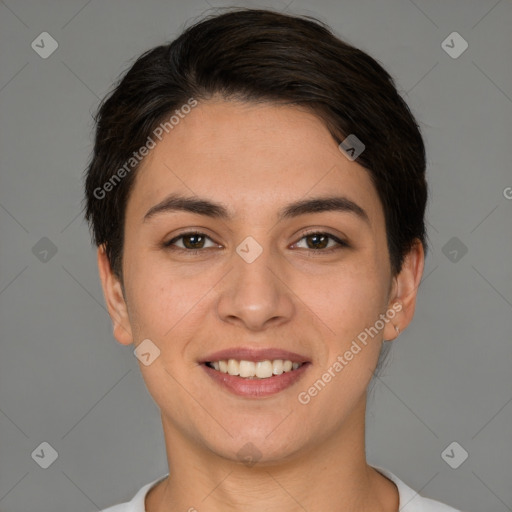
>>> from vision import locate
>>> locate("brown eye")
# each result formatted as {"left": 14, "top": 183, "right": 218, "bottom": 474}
{"left": 294, "top": 231, "right": 348, "bottom": 252}
{"left": 181, "top": 233, "right": 206, "bottom": 249}
{"left": 305, "top": 233, "right": 329, "bottom": 249}
{"left": 164, "top": 231, "right": 217, "bottom": 252}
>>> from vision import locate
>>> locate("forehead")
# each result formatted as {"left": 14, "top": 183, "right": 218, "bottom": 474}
{"left": 128, "top": 99, "right": 384, "bottom": 227}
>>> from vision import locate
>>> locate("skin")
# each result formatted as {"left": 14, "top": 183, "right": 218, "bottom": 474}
{"left": 97, "top": 98, "right": 424, "bottom": 512}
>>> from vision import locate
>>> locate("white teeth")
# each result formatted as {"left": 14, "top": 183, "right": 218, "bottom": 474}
{"left": 272, "top": 359, "right": 284, "bottom": 375}
{"left": 227, "top": 358, "right": 240, "bottom": 376}
{"left": 239, "top": 360, "right": 255, "bottom": 377}
{"left": 256, "top": 360, "right": 273, "bottom": 378}
{"left": 207, "top": 359, "right": 304, "bottom": 379}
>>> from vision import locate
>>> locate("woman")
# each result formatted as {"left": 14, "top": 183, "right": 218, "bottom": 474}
{"left": 84, "top": 8, "right": 461, "bottom": 512}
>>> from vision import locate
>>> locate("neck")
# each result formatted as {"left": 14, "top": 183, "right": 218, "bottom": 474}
{"left": 146, "top": 395, "right": 398, "bottom": 512}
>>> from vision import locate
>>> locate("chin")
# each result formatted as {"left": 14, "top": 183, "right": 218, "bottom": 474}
{"left": 204, "top": 425, "right": 309, "bottom": 467}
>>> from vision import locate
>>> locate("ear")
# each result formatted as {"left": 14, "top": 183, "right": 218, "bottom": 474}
{"left": 383, "top": 239, "right": 425, "bottom": 341}
{"left": 97, "top": 245, "right": 134, "bottom": 345}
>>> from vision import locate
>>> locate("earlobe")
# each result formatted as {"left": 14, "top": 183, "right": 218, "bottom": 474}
{"left": 383, "top": 240, "right": 425, "bottom": 341}
{"left": 97, "top": 245, "right": 134, "bottom": 346}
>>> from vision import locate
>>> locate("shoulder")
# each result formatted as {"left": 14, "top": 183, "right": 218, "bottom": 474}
{"left": 96, "top": 474, "right": 168, "bottom": 512}
{"left": 371, "top": 465, "right": 463, "bottom": 512}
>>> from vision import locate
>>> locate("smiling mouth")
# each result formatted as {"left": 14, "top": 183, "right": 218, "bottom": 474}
{"left": 204, "top": 359, "right": 305, "bottom": 379}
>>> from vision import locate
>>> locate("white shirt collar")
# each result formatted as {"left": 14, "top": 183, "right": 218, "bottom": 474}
{"left": 103, "top": 465, "right": 460, "bottom": 511}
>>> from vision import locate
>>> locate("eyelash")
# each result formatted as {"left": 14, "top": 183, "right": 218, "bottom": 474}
{"left": 163, "top": 230, "right": 349, "bottom": 255}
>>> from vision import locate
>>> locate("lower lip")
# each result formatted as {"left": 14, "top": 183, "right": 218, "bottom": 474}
{"left": 201, "top": 363, "right": 310, "bottom": 398}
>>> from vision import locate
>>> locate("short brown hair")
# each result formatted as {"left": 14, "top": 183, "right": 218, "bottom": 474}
{"left": 83, "top": 7, "right": 427, "bottom": 279}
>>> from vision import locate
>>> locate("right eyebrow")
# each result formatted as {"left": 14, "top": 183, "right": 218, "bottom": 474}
{"left": 143, "top": 193, "right": 231, "bottom": 222}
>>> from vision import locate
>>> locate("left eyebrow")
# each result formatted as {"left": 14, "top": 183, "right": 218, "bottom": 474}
{"left": 143, "top": 193, "right": 370, "bottom": 225}
{"left": 279, "top": 196, "right": 370, "bottom": 225}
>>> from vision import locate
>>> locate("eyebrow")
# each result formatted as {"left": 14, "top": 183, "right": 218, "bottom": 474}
{"left": 143, "top": 193, "right": 370, "bottom": 225}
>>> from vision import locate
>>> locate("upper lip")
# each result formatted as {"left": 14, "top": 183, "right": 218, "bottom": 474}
{"left": 199, "top": 347, "right": 310, "bottom": 364}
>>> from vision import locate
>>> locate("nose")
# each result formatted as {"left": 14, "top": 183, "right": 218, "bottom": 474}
{"left": 215, "top": 240, "right": 295, "bottom": 331}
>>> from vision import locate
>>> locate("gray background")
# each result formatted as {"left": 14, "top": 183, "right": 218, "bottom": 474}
{"left": 0, "top": 0, "right": 511, "bottom": 511}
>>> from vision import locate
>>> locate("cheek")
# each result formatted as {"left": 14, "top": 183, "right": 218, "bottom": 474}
{"left": 319, "top": 262, "right": 389, "bottom": 330}
{"left": 122, "top": 247, "right": 174, "bottom": 337}
{"left": 303, "top": 267, "right": 388, "bottom": 404}
{"left": 124, "top": 252, "right": 213, "bottom": 342}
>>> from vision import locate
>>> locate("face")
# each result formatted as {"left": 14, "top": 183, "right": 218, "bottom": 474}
{"left": 98, "top": 99, "right": 423, "bottom": 465}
